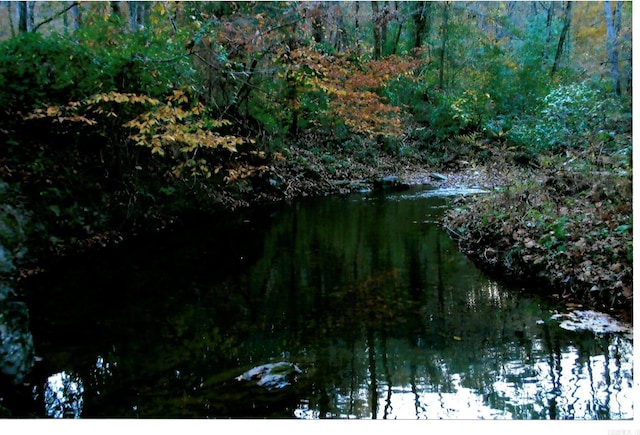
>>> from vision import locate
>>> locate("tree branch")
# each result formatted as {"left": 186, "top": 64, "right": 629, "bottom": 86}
{"left": 32, "top": 1, "right": 80, "bottom": 33}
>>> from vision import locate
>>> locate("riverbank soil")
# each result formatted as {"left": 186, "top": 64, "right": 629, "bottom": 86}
{"left": 444, "top": 166, "right": 632, "bottom": 318}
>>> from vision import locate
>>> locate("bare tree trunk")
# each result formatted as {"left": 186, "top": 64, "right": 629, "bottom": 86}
{"left": 412, "top": 1, "right": 432, "bottom": 60}
{"left": 28, "top": 1, "right": 35, "bottom": 30}
{"left": 438, "top": 2, "right": 450, "bottom": 89}
{"left": 110, "top": 1, "right": 121, "bottom": 18}
{"left": 128, "top": 1, "right": 139, "bottom": 31}
{"left": 330, "top": 2, "right": 347, "bottom": 52}
{"left": 7, "top": 1, "right": 16, "bottom": 37}
{"left": 551, "top": 1, "right": 573, "bottom": 77}
{"left": 371, "top": 1, "right": 381, "bottom": 60}
{"left": 354, "top": 1, "right": 361, "bottom": 54}
{"left": 380, "top": 1, "right": 388, "bottom": 56}
{"left": 413, "top": 1, "right": 426, "bottom": 50}
{"left": 18, "top": 1, "right": 31, "bottom": 33}
{"left": 71, "top": 2, "right": 81, "bottom": 31}
{"left": 390, "top": 1, "right": 402, "bottom": 55}
{"left": 543, "top": 1, "right": 555, "bottom": 64}
{"left": 603, "top": 0, "right": 621, "bottom": 95}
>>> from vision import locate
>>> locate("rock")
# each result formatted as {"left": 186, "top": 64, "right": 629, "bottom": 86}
{"left": 430, "top": 172, "right": 447, "bottom": 181}
{"left": 235, "top": 361, "right": 302, "bottom": 391}
{"left": 372, "top": 175, "right": 410, "bottom": 192}
{"left": 0, "top": 300, "right": 35, "bottom": 384}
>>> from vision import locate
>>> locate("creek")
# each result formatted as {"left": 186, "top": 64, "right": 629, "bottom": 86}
{"left": 15, "top": 185, "right": 633, "bottom": 419}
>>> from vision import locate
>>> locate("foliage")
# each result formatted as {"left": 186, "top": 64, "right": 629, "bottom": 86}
{"left": 274, "top": 46, "right": 421, "bottom": 138}
{"left": 508, "top": 81, "right": 630, "bottom": 152}
{"left": 0, "top": 32, "right": 96, "bottom": 117}
{"left": 25, "top": 89, "right": 268, "bottom": 188}
{"left": 71, "top": 4, "right": 196, "bottom": 97}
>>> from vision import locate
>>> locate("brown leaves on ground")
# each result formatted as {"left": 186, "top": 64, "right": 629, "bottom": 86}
{"left": 445, "top": 168, "right": 632, "bottom": 312}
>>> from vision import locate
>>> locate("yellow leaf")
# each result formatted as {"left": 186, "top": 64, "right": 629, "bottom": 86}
{"left": 151, "top": 147, "right": 165, "bottom": 156}
{"left": 46, "top": 106, "right": 61, "bottom": 116}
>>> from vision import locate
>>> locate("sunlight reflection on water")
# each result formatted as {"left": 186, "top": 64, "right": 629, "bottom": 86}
{"left": 43, "top": 371, "right": 84, "bottom": 418}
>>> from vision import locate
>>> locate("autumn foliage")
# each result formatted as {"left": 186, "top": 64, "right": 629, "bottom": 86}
{"left": 278, "top": 47, "right": 421, "bottom": 137}
{"left": 24, "top": 90, "right": 267, "bottom": 185}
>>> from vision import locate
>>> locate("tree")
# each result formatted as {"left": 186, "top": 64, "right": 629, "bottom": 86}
{"left": 110, "top": 1, "right": 121, "bottom": 18}
{"left": 438, "top": 1, "right": 451, "bottom": 89}
{"left": 389, "top": 1, "right": 402, "bottom": 55}
{"left": 603, "top": 0, "right": 621, "bottom": 95}
{"left": 412, "top": 1, "right": 432, "bottom": 52}
{"left": 371, "top": 1, "right": 381, "bottom": 60}
{"left": 63, "top": 2, "right": 82, "bottom": 33}
{"left": 308, "top": 2, "right": 325, "bottom": 44}
{"left": 17, "top": 1, "right": 32, "bottom": 33}
{"left": 551, "top": 1, "right": 573, "bottom": 76}
{"left": 128, "top": 1, "right": 147, "bottom": 31}
{"left": 542, "top": 1, "right": 555, "bottom": 66}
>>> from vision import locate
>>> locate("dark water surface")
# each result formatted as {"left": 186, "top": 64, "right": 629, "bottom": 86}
{"left": 19, "top": 187, "right": 633, "bottom": 419}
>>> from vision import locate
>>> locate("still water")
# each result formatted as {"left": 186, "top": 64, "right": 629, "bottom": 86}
{"left": 20, "top": 187, "right": 633, "bottom": 419}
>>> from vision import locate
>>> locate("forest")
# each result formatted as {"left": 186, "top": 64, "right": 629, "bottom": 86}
{"left": 0, "top": 1, "right": 633, "bottom": 315}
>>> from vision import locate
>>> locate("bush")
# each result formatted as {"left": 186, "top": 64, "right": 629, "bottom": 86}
{"left": 508, "top": 82, "right": 627, "bottom": 152}
{"left": 0, "top": 33, "right": 97, "bottom": 118}
{"left": 0, "top": 23, "right": 193, "bottom": 124}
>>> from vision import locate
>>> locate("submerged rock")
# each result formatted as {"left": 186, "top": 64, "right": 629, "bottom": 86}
{"left": 235, "top": 362, "right": 302, "bottom": 391}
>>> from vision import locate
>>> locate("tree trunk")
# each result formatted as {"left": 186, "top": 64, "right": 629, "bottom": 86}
{"left": 330, "top": 2, "right": 347, "bottom": 52}
{"left": 28, "top": 1, "right": 35, "bottom": 30}
{"left": 7, "top": 2, "right": 16, "bottom": 37}
{"left": 413, "top": 2, "right": 426, "bottom": 50}
{"left": 110, "top": 1, "right": 121, "bottom": 17}
{"left": 371, "top": 1, "right": 381, "bottom": 60}
{"left": 18, "top": 1, "right": 31, "bottom": 33}
{"left": 310, "top": 2, "right": 324, "bottom": 44}
{"left": 390, "top": 1, "right": 402, "bottom": 55}
{"left": 412, "top": 1, "right": 432, "bottom": 58}
{"left": 551, "top": 1, "right": 573, "bottom": 77}
{"left": 128, "top": 1, "right": 139, "bottom": 31}
{"left": 354, "top": 1, "right": 361, "bottom": 54}
{"left": 603, "top": 0, "right": 621, "bottom": 95}
{"left": 380, "top": 1, "right": 388, "bottom": 56}
{"left": 543, "top": 1, "right": 555, "bottom": 64}
{"left": 71, "top": 2, "right": 81, "bottom": 31}
{"left": 438, "top": 2, "right": 450, "bottom": 89}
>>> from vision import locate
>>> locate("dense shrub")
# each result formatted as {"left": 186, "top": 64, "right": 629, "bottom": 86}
{"left": 0, "top": 33, "right": 97, "bottom": 118}
{"left": 508, "top": 82, "right": 628, "bottom": 153}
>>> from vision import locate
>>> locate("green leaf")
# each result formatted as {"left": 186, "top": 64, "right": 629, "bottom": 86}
{"left": 614, "top": 224, "right": 632, "bottom": 234}
{"left": 48, "top": 204, "right": 61, "bottom": 217}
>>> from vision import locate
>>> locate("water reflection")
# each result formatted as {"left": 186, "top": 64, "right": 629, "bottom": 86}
{"left": 20, "top": 187, "right": 633, "bottom": 419}
{"left": 88, "top": 355, "right": 115, "bottom": 395}
{"left": 43, "top": 371, "right": 84, "bottom": 418}
{"left": 290, "top": 316, "right": 633, "bottom": 419}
